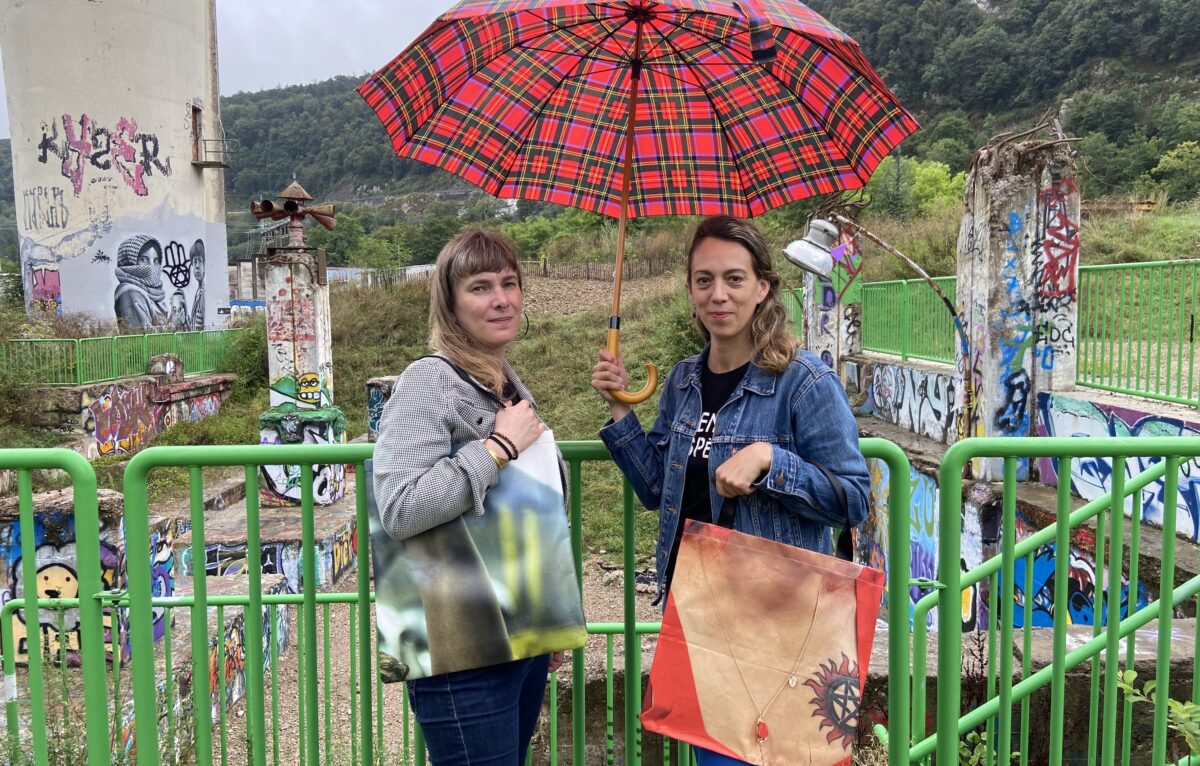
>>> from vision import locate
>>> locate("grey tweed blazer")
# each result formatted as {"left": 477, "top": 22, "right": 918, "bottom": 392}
{"left": 372, "top": 355, "right": 566, "bottom": 540}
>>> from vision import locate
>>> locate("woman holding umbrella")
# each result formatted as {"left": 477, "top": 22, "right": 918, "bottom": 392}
{"left": 591, "top": 215, "right": 870, "bottom": 764}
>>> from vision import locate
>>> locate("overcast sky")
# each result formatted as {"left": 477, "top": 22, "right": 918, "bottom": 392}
{"left": 0, "top": 0, "right": 458, "bottom": 139}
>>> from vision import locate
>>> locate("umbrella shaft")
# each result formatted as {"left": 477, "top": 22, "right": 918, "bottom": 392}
{"left": 612, "top": 15, "right": 646, "bottom": 318}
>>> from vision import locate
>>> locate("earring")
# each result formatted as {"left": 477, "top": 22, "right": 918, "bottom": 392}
{"left": 519, "top": 310, "right": 531, "bottom": 340}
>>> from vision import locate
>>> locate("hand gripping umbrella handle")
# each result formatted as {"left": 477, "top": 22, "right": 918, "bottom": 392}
{"left": 606, "top": 325, "right": 658, "bottom": 405}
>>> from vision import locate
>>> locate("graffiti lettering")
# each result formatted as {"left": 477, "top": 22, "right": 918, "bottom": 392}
{"left": 1034, "top": 178, "right": 1079, "bottom": 310}
{"left": 22, "top": 186, "right": 69, "bottom": 231}
{"left": 37, "top": 113, "right": 171, "bottom": 197}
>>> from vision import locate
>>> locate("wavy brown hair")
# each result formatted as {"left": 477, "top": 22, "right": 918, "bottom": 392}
{"left": 428, "top": 228, "right": 523, "bottom": 396}
{"left": 686, "top": 215, "right": 798, "bottom": 374}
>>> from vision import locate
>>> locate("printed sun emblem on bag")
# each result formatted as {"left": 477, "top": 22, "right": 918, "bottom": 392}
{"left": 802, "top": 654, "right": 860, "bottom": 748}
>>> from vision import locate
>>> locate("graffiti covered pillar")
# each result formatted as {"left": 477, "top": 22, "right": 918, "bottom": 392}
{"left": 803, "top": 228, "right": 865, "bottom": 376}
{"left": 957, "top": 140, "right": 1079, "bottom": 480}
{"left": 254, "top": 182, "right": 345, "bottom": 506}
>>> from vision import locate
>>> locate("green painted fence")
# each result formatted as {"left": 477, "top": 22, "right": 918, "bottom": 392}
{"left": 860, "top": 277, "right": 957, "bottom": 364}
{"left": 889, "top": 436, "right": 1200, "bottom": 766}
{"left": 3, "top": 436, "right": 1197, "bottom": 765}
{"left": 2, "top": 329, "right": 244, "bottom": 386}
{"left": 1077, "top": 260, "right": 1200, "bottom": 408}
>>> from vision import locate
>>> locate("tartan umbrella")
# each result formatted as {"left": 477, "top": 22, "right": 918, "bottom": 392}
{"left": 358, "top": 0, "right": 917, "bottom": 403}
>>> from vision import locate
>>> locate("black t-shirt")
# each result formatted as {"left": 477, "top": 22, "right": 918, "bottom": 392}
{"left": 663, "top": 361, "right": 749, "bottom": 592}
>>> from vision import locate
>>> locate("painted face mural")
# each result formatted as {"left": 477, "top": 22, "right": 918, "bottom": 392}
{"left": 297, "top": 373, "right": 322, "bottom": 405}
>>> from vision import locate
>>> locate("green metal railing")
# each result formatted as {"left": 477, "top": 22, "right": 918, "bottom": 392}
{"left": 2, "top": 329, "right": 244, "bottom": 386}
{"left": 0, "top": 439, "right": 909, "bottom": 766}
{"left": 1078, "top": 260, "right": 1200, "bottom": 408}
{"left": 861, "top": 277, "right": 957, "bottom": 364}
{"left": 6, "top": 437, "right": 1197, "bottom": 765}
{"left": 882, "top": 436, "right": 1200, "bottom": 766}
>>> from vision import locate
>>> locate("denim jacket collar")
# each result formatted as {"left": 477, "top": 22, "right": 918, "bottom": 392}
{"left": 674, "top": 344, "right": 777, "bottom": 397}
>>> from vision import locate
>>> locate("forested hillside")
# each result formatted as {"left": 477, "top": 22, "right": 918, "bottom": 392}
{"left": 3, "top": 0, "right": 1200, "bottom": 266}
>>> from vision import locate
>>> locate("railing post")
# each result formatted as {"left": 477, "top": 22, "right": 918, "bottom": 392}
{"left": 901, "top": 280, "right": 911, "bottom": 361}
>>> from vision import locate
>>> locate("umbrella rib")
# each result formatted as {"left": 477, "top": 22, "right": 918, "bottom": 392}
{"left": 644, "top": 16, "right": 756, "bottom": 211}
{"left": 656, "top": 13, "right": 875, "bottom": 189}
{"left": 756, "top": 33, "right": 877, "bottom": 185}
{"left": 517, "top": 6, "right": 631, "bottom": 68}
{"left": 496, "top": 14, "right": 637, "bottom": 199}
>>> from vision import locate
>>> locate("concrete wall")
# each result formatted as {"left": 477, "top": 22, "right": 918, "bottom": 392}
{"left": 857, "top": 460, "right": 1149, "bottom": 633}
{"left": 0, "top": 0, "right": 229, "bottom": 327}
{"left": 1036, "top": 391, "right": 1200, "bottom": 541}
{"left": 0, "top": 489, "right": 174, "bottom": 664}
{"left": 34, "top": 372, "right": 232, "bottom": 459}
{"left": 846, "top": 358, "right": 960, "bottom": 445}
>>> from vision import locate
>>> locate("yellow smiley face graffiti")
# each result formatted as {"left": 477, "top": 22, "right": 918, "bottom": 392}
{"left": 298, "top": 373, "right": 321, "bottom": 405}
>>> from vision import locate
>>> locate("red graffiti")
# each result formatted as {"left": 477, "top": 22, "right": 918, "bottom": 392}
{"left": 266, "top": 298, "right": 317, "bottom": 342}
{"left": 60, "top": 114, "right": 95, "bottom": 196}
{"left": 112, "top": 117, "right": 148, "bottom": 196}
{"left": 1037, "top": 178, "right": 1079, "bottom": 306}
{"left": 29, "top": 268, "right": 61, "bottom": 317}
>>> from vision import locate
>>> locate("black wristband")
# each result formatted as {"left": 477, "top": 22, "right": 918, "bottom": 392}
{"left": 489, "top": 432, "right": 518, "bottom": 460}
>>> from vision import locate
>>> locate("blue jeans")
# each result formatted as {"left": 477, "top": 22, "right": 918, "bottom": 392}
{"left": 407, "top": 655, "right": 550, "bottom": 765}
{"left": 695, "top": 747, "right": 749, "bottom": 765}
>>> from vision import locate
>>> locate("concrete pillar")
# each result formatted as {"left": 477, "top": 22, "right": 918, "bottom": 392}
{"left": 0, "top": 0, "right": 229, "bottom": 327}
{"left": 804, "top": 228, "right": 864, "bottom": 376}
{"left": 956, "top": 142, "right": 1080, "bottom": 480}
{"left": 257, "top": 241, "right": 345, "bottom": 506}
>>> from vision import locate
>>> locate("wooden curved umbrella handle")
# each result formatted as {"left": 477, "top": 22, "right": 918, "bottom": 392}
{"left": 606, "top": 327, "right": 658, "bottom": 405}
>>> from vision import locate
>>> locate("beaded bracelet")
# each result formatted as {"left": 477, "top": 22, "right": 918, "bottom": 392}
{"left": 489, "top": 431, "right": 519, "bottom": 460}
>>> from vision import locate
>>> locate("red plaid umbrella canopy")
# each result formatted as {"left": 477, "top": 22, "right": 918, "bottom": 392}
{"left": 359, "top": 0, "right": 917, "bottom": 402}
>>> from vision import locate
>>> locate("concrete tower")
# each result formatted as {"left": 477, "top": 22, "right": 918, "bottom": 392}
{"left": 1, "top": 0, "right": 230, "bottom": 328}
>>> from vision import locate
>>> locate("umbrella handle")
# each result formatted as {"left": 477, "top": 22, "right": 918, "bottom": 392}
{"left": 606, "top": 327, "right": 658, "bottom": 405}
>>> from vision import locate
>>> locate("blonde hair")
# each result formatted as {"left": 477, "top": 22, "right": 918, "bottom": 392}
{"left": 686, "top": 215, "right": 798, "bottom": 374}
{"left": 428, "top": 229, "right": 523, "bottom": 396}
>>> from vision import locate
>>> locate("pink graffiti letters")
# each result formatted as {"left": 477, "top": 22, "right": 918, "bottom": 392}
{"left": 38, "top": 113, "right": 171, "bottom": 197}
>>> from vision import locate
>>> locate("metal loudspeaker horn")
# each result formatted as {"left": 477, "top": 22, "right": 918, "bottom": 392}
{"left": 305, "top": 204, "right": 337, "bottom": 231}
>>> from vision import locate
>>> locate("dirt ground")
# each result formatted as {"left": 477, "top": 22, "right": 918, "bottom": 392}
{"left": 521, "top": 273, "right": 681, "bottom": 316}
{"left": 217, "top": 559, "right": 659, "bottom": 766}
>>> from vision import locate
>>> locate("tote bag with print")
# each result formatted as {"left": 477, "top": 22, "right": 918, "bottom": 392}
{"left": 641, "top": 520, "right": 885, "bottom": 766}
{"left": 366, "top": 429, "right": 586, "bottom": 681}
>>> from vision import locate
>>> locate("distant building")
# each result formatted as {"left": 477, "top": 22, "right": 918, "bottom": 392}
{"left": 0, "top": 0, "right": 231, "bottom": 328}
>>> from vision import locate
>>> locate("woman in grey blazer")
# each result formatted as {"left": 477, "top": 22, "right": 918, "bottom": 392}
{"left": 372, "top": 229, "right": 566, "bottom": 765}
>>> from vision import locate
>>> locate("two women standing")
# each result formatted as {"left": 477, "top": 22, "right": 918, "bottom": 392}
{"left": 373, "top": 215, "right": 869, "bottom": 765}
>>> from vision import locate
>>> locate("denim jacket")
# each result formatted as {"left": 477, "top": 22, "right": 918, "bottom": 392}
{"left": 598, "top": 346, "right": 870, "bottom": 601}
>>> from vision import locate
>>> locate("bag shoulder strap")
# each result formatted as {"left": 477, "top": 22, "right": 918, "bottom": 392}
{"left": 415, "top": 354, "right": 504, "bottom": 408}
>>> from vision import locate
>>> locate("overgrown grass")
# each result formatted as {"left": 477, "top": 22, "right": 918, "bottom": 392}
{"left": 1081, "top": 206, "right": 1200, "bottom": 265}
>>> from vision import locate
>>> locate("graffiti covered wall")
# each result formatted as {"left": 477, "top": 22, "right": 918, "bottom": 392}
{"left": 1036, "top": 392, "right": 1200, "bottom": 541}
{"left": 805, "top": 233, "right": 864, "bottom": 374}
{"left": 81, "top": 376, "right": 229, "bottom": 457}
{"left": 258, "top": 408, "right": 347, "bottom": 506}
{"left": 956, "top": 142, "right": 1079, "bottom": 479}
{"left": 1, "top": 1, "right": 228, "bottom": 327}
{"left": 851, "top": 361, "right": 961, "bottom": 445}
{"left": 0, "top": 491, "right": 174, "bottom": 665}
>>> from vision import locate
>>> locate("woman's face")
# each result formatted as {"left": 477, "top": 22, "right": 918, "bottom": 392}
{"left": 453, "top": 267, "right": 523, "bottom": 356}
{"left": 688, "top": 237, "right": 769, "bottom": 348}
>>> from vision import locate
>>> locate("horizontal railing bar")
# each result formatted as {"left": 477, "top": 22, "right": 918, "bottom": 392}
{"left": 909, "top": 572, "right": 1200, "bottom": 761}
{"left": 911, "top": 456, "right": 1171, "bottom": 613}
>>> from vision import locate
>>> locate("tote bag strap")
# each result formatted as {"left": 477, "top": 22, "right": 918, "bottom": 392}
{"left": 812, "top": 462, "right": 854, "bottom": 561}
